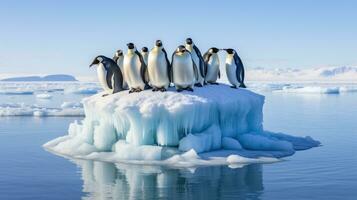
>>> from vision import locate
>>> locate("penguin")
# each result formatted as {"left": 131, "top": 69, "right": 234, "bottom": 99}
{"left": 112, "top": 49, "right": 128, "bottom": 89}
{"left": 185, "top": 38, "right": 205, "bottom": 87}
{"left": 147, "top": 40, "right": 171, "bottom": 92}
{"left": 224, "top": 48, "right": 246, "bottom": 88}
{"left": 170, "top": 45, "right": 198, "bottom": 92}
{"left": 141, "top": 47, "right": 149, "bottom": 66}
{"left": 89, "top": 55, "right": 124, "bottom": 96}
{"left": 203, "top": 47, "right": 220, "bottom": 85}
{"left": 123, "top": 43, "right": 148, "bottom": 93}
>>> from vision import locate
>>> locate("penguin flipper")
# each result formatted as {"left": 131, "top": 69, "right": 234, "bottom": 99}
{"left": 112, "top": 73, "right": 123, "bottom": 94}
{"left": 203, "top": 51, "right": 210, "bottom": 76}
{"left": 218, "top": 68, "right": 221, "bottom": 79}
{"left": 170, "top": 53, "right": 176, "bottom": 83}
{"left": 135, "top": 50, "right": 148, "bottom": 84}
{"left": 233, "top": 53, "right": 245, "bottom": 84}
{"left": 106, "top": 69, "right": 114, "bottom": 89}
{"left": 192, "top": 59, "right": 199, "bottom": 81}
{"left": 162, "top": 48, "right": 172, "bottom": 83}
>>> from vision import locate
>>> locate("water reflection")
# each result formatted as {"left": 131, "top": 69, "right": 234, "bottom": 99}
{"left": 73, "top": 159, "right": 264, "bottom": 200}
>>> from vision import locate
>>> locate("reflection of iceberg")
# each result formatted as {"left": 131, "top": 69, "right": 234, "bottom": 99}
{"left": 76, "top": 159, "right": 264, "bottom": 200}
{"left": 44, "top": 85, "right": 319, "bottom": 165}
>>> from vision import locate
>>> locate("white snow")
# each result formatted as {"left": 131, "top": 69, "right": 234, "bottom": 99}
{"left": 44, "top": 84, "right": 320, "bottom": 167}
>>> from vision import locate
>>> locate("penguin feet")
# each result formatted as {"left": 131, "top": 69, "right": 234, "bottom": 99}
{"left": 102, "top": 93, "right": 110, "bottom": 97}
{"left": 159, "top": 88, "right": 166, "bottom": 92}
{"left": 239, "top": 83, "right": 247, "bottom": 88}
{"left": 135, "top": 88, "right": 142, "bottom": 93}
{"left": 186, "top": 87, "right": 194, "bottom": 92}
{"left": 129, "top": 89, "right": 136, "bottom": 93}
{"left": 144, "top": 84, "right": 152, "bottom": 90}
{"left": 210, "top": 82, "right": 219, "bottom": 85}
{"left": 230, "top": 85, "right": 237, "bottom": 89}
{"left": 176, "top": 88, "right": 183, "bottom": 92}
{"left": 152, "top": 87, "right": 159, "bottom": 92}
{"left": 195, "top": 83, "right": 203, "bottom": 87}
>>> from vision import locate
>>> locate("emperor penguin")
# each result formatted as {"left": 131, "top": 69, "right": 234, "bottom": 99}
{"left": 224, "top": 48, "right": 246, "bottom": 88}
{"left": 123, "top": 43, "right": 148, "bottom": 93}
{"left": 147, "top": 40, "right": 171, "bottom": 92}
{"left": 141, "top": 47, "right": 149, "bottom": 66}
{"left": 171, "top": 45, "right": 198, "bottom": 92}
{"left": 112, "top": 49, "right": 128, "bottom": 89}
{"left": 89, "top": 55, "right": 124, "bottom": 96}
{"left": 203, "top": 47, "right": 220, "bottom": 85}
{"left": 185, "top": 38, "right": 205, "bottom": 87}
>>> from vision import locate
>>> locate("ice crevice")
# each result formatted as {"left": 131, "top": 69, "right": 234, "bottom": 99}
{"left": 44, "top": 84, "right": 320, "bottom": 166}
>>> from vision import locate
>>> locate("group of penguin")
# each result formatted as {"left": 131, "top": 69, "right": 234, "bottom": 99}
{"left": 89, "top": 38, "right": 246, "bottom": 96}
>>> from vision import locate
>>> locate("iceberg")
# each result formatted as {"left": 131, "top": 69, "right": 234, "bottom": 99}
{"left": 44, "top": 84, "right": 320, "bottom": 166}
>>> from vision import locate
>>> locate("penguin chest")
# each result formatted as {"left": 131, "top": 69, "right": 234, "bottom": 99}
{"left": 124, "top": 54, "right": 144, "bottom": 89}
{"left": 97, "top": 64, "right": 113, "bottom": 93}
{"left": 225, "top": 58, "right": 239, "bottom": 86}
{"left": 173, "top": 54, "right": 194, "bottom": 87}
{"left": 206, "top": 55, "right": 220, "bottom": 82}
{"left": 148, "top": 52, "right": 169, "bottom": 87}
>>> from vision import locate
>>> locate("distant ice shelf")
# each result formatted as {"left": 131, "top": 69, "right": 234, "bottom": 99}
{"left": 44, "top": 84, "right": 320, "bottom": 167}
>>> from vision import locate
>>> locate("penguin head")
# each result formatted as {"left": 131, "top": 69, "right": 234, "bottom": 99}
{"left": 155, "top": 40, "right": 163, "bottom": 47}
{"left": 141, "top": 47, "right": 148, "bottom": 53}
{"left": 186, "top": 38, "right": 193, "bottom": 45}
{"left": 89, "top": 55, "right": 105, "bottom": 67}
{"left": 209, "top": 47, "right": 219, "bottom": 54}
{"left": 115, "top": 50, "right": 123, "bottom": 57}
{"left": 176, "top": 45, "right": 186, "bottom": 54}
{"left": 127, "top": 43, "right": 135, "bottom": 50}
{"left": 224, "top": 48, "right": 235, "bottom": 55}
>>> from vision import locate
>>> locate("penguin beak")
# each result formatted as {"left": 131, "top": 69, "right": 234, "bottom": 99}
{"left": 89, "top": 59, "right": 99, "bottom": 68}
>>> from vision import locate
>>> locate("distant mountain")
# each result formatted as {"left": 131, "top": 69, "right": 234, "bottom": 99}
{"left": 1, "top": 74, "right": 78, "bottom": 82}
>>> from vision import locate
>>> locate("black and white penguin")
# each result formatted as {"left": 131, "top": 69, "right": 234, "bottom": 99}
{"left": 203, "top": 47, "right": 220, "bottom": 84}
{"left": 147, "top": 40, "right": 171, "bottom": 92}
{"left": 171, "top": 45, "right": 198, "bottom": 92}
{"left": 140, "top": 47, "right": 149, "bottom": 66}
{"left": 224, "top": 48, "right": 246, "bottom": 88}
{"left": 185, "top": 38, "right": 205, "bottom": 87}
{"left": 112, "top": 50, "right": 128, "bottom": 89}
{"left": 123, "top": 43, "right": 148, "bottom": 93}
{"left": 89, "top": 55, "right": 124, "bottom": 95}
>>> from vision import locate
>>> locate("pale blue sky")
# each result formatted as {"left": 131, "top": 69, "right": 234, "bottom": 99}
{"left": 1, "top": 0, "right": 357, "bottom": 77}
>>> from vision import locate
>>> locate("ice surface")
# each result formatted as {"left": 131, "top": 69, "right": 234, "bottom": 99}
{"left": 244, "top": 66, "right": 357, "bottom": 82}
{"left": 248, "top": 83, "right": 357, "bottom": 94}
{"left": 44, "top": 84, "right": 320, "bottom": 167}
{"left": 36, "top": 93, "right": 53, "bottom": 99}
{"left": 0, "top": 102, "right": 84, "bottom": 116}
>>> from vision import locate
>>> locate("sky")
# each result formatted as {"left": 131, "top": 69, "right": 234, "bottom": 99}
{"left": 1, "top": 0, "right": 357, "bottom": 79}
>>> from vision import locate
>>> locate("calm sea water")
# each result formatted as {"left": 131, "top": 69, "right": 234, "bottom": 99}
{"left": 0, "top": 92, "right": 356, "bottom": 200}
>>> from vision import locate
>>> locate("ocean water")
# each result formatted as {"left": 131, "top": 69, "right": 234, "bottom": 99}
{"left": 0, "top": 89, "right": 356, "bottom": 199}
